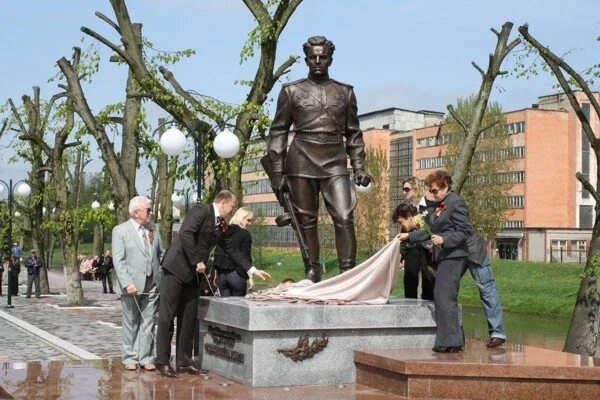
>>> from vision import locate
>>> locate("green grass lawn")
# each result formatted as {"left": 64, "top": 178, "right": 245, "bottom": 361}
{"left": 252, "top": 249, "right": 582, "bottom": 319}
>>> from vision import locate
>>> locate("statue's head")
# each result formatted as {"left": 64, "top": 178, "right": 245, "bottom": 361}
{"left": 303, "top": 36, "right": 335, "bottom": 78}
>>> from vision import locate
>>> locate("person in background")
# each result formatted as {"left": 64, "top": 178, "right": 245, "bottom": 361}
{"left": 402, "top": 177, "right": 427, "bottom": 212}
{"left": 100, "top": 249, "right": 115, "bottom": 294}
{"left": 24, "top": 250, "right": 43, "bottom": 298}
{"left": 214, "top": 207, "right": 255, "bottom": 297}
{"left": 393, "top": 203, "right": 435, "bottom": 301}
{"left": 0, "top": 255, "right": 7, "bottom": 296}
{"left": 92, "top": 255, "right": 102, "bottom": 281}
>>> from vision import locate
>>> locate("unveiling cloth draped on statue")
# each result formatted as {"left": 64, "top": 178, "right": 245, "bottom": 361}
{"left": 246, "top": 240, "right": 401, "bottom": 305}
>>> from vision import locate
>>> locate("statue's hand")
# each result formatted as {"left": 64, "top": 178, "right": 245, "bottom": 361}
{"left": 353, "top": 169, "right": 372, "bottom": 187}
{"left": 271, "top": 172, "right": 288, "bottom": 203}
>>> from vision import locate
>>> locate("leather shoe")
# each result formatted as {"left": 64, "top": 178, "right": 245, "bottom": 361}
{"left": 156, "top": 363, "right": 179, "bottom": 378}
{"left": 432, "top": 345, "right": 463, "bottom": 353}
{"left": 177, "top": 365, "right": 208, "bottom": 375}
{"left": 487, "top": 337, "right": 506, "bottom": 348}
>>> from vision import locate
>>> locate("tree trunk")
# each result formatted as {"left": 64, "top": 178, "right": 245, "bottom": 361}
{"left": 92, "top": 223, "right": 104, "bottom": 257}
{"left": 563, "top": 213, "right": 600, "bottom": 355}
{"left": 62, "top": 236, "right": 83, "bottom": 305}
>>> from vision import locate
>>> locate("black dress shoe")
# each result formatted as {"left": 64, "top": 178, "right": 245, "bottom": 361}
{"left": 432, "top": 345, "right": 463, "bottom": 353}
{"left": 177, "top": 365, "right": 208, "bottom": 375}
{"left": 156, "top": 363, "right": 179, "bottom": 378}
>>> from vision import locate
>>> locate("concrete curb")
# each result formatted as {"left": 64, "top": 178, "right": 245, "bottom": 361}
{"left": 0, "top": 309, "right": 102, "bottom": 360}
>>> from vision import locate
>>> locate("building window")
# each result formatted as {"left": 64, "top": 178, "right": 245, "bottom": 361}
{"left": 506, "top": 121, "right": 526, "bottom": 134}
{"left": 241, "top": 178, "right": 272, "bottom": 195}
{"left": 416, "top": 134, "right": 449, "bottom": 148}
{"left": 551, "top": 240, "right": 567, "bottom": 250}
{"left": 503, "top": 220, "right": 523, "bottom": 229}
{"left": 479, "top": 146, "right": 524, "bottom": 162}
{"left": 579, "top": 205, "right": 594, "bottom": 229}
{"left": 382, "top": 124, "right": 390, "bottom": 129}
{"left": 507, "top": 196, "right": 524, "bottom": 208}
{"left": 417, "top": 157, "right": 445, "bottom": 170}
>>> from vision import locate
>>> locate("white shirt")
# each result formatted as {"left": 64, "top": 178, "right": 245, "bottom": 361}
{"left": 212, "top": 203, "right": 257, "bottom": 276}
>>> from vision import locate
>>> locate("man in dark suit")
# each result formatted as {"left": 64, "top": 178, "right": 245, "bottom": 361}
{"left": 24, "top": 250, "right": 43, "bottom": 298}
{"left": 155, "top": 190, "right": 271, "bottom": 378}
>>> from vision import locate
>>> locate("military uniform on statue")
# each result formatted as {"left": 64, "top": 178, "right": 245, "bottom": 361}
{"left": 266, "top": 35, "right": 372, "bottom": 282}
{"left": 155, "top": 190, "right": 271, "bottom": 378}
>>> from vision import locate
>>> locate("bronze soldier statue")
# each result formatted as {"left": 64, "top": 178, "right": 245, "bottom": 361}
{"left": 266, "top": 35, "right": 372, "bottom": 282}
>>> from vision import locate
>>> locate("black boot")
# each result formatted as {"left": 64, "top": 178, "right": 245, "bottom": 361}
{"left": 339, "top": 259, "right": 355, "bottom": 274}
{"left": 305, "top": 262, "right": 322, "bottom": 283}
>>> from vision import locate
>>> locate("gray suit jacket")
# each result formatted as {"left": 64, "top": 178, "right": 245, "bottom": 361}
{"left": 112, "top": 219, "right": 164, "bottom": 293}
{"left": 408, "top": 191, "right": 472, "bottom": 263}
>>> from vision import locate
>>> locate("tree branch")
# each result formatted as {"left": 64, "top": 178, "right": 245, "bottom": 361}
{"left": 8, "top": 98, "right": 28, "bottom": 134}
{"left": 471, "top": 61, "right": 485, "bottom": 78}
{"left": 273, "top": 0, "right": 303, "bottom": 38}
{"left": 271, "top": 55, "right": 299, "bottom": 87}
{"left": 0, "top": 118, "right": 8, "bottom": 140}
{"left": 64, "top": 141, "right": 82, "bottom": 149}
{"left": 519, "top": 24, "right": 600, "bottom": 148}
{"left": 446, "top": 104, "right": 469, "bottom": 133}
{"left": 576, "top": 172, "right": 600, "bottom": 204}
{"left": 95, "top": 11, "right": 121, "bottom": 34}
{"left": 479, "top": 120, "right": 500, "bottom": 134}
{"left": 159, "top": 66, "right": 223, "bottom": 123}
{"left": 80, "top": 26, "right": 131, "bottom": 64}
{"left": 242, "top": 0, "right": 271, "bottom": 27}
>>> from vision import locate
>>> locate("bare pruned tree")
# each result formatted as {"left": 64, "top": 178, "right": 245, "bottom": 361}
{"left": 81, "top": 0, "right": 301, "bottom": 198}
{"left": 448, "top": 22, "right": 521, "bottom": 194}
{"left": 519, "top": 23, "right": 600, "bottom": 356}
{"left": 10, "top": 48, "right": 86, "bottom": 305}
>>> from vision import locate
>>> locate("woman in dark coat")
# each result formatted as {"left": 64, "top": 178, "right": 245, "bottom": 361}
{"left": 399, "top": 170, "right": 473, "bottom": 353}
{"left": 214, "top": 207, "right": 254, "bottom": 297}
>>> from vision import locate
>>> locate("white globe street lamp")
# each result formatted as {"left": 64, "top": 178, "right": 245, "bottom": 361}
{"left": 91, "top": 201, "right": 101, "bottom": 210}
{"left": 160, "top": 126, "right": 187, "bottom": 157}
{"left": 213, "top": 128, "right": 240, "bottom": 159}
{"left": 14, "top": 211, "right": 21, "bottom": 217}
{"left": 16, "top": 182, "right": 32, "bottom": 197}
{"left": 108, "top": 202, "right": 115, "bottom": 211}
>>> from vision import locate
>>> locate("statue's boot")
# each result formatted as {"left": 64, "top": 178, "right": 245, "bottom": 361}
{"left": 306, "top": 262, "right": 322, "bottom": 283}
{"left": 334, "top": 221, "right": 357, "bottom": 274}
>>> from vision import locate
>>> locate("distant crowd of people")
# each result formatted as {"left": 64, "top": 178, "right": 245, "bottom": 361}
{"left": 78, "top": 250, "right": 115, "bottom": 294}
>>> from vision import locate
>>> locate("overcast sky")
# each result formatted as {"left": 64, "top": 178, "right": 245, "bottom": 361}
{"left": 1, "top": 0, "right": 598, "bottom": 194}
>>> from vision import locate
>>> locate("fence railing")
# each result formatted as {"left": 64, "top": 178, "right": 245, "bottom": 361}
{"left": 549, "top": 247, "right": 587, "bottom": 264}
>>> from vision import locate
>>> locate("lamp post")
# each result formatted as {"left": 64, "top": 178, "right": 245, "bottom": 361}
{"left": 159, "top": 123, "right": 240, "bottom": 202}
{"left": 0, "top": 180, "right": 32, "bottom": 308}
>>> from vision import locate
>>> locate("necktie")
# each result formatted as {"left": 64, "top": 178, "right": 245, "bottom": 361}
{"left": 140, "top": 226, "right": 152, "bottom": 276}
{"left": 216, "top": 217, "right": 227, "bottom": 233}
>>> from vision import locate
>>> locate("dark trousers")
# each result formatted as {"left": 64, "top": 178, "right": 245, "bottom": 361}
{"left": 218, "top": 270, "right": 247, "bottom": 297}
{"left": 155, "top": 270, "right": 199, "bottom": 367}
{"left": 433, "top": 257, "right": 468, "bottom": 347}
{"left": 11, "top": 270, "right": 20, "bottom": 295}
{"left": 0, "top": 272, "right": 3, "bottom": 295}
{"left": 26, "top": 274, "right": 40, "bottom": 297}
{"left": 102, "top": 272, "right": 114, "bottom": 293}
{"left": 403, "top": 247, "right": 435, "bottom": 301}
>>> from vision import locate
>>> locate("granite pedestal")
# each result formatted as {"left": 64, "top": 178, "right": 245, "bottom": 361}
{"left": 198, "top": 297, "right": 437, "bottom": 387}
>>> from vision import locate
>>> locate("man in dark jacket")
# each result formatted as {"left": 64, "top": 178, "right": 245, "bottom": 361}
{"left": 155, "top": 190, "right": 271, "bottom": 378}
{"left": 24, "top": 250, "right": 43, "bottom": 298}
{"left": 98, "top": 249, "right": 115, "bottom": 294}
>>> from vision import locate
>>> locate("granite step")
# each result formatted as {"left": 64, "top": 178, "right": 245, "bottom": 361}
{"left": 354, "top": 339, "right": 600, "bottom": 400}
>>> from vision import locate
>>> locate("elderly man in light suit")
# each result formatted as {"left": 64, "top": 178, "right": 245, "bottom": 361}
{"left": 113, "top": 196, "right": 164, "bottom": 371}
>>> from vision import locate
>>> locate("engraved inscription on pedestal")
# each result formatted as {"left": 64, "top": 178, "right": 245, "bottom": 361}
{"left": 204, "top": 325, "right": 244, "bottom": 364}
